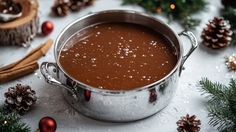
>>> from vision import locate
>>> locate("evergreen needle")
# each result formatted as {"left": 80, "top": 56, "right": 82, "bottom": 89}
{"left": 199, "top": 78, "right": 236, "bottom": 132}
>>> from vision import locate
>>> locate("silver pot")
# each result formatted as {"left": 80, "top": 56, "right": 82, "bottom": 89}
{"left": 40, "top": 10, "right": 198, "bottom": 122}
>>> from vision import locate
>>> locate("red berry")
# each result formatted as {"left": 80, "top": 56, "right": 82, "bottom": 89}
{"left": 41, "top": 21, "right": 54, "bottom": 35}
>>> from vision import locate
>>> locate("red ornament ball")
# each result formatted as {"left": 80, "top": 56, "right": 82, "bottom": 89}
{"left": 39, "top": 116, "right": 57, "bottom": 132}
{"left": 41, "top": 21, "right": 54, "bottom": 35}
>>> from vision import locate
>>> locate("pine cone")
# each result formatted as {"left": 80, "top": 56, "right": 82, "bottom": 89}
{"left": 4, "top": 84, "right": 37, "bottom": 114}
{"left": 69, "top": 0, "right": 83, "bottom": 11}
{"left": 177, "top": 114, "right": 201, "bottom": 132}
{"left": 69, "top": 0, "right": 94, "bottom": 11}
{"left": 83, "top": 0, "right": 95, "bottom": 6}
{"left": 201, "top": 17, "right": 233, "bottom": 49}
{"left": 51, "top": 0, "right": 70, "bottom": 17}
{"left": 226, "top": 54, "right": 236, "bottom": 71}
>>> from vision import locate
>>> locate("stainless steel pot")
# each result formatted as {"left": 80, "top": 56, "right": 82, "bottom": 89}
{"left": 40, "top": 10, "right": 198, "bottom": 122}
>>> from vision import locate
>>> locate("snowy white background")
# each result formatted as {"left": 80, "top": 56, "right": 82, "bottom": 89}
{"left": 0, "top": 0, "right": 235, "bottom": 131}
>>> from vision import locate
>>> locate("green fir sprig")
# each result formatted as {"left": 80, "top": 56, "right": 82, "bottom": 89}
{"left": 0, "top": 106, "right": 30, "bottom": 132}
{"left": 199, "top": 78, "right": 236, "bottom": 132}
{"left": 122, "top": 0, "right": 206, "bottom": 29}
{"left": 222, "top": 6, "right": 236, "bottom": 46}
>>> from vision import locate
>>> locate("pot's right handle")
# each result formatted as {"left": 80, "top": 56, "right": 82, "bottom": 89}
{"left": 178, "top": 31, "right": 198, "bottom": 75}
{"left": 40, "top": 62, "right": 78, "bottom": 100}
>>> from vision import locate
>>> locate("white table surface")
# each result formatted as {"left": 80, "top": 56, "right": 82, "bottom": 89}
{"left": 0, "top": 0, "right": 235, "bottom": 132}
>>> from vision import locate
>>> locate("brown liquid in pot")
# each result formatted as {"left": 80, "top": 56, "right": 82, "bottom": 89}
{"left": 59, "top": 22, "right": 177, "bottom": 90}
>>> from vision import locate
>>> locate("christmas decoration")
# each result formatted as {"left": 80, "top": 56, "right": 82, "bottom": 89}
{"left": 222, "top": 7, "right": 236, "bottom": 29}
{"left": 51, "top": 0, "right": 70, "bottom": 17}
{"left": 0, "top": 106, "right": 30, "bottom": 132}
{"left": 39, "top": 116, "right": 57, "bottom": 132}
{"left": 122, "top": 0, "right": 206, "bottom": 29}
{"left": 83, "top": 0, "right": 94, "bottom": 6}
{"left": 41, "top": 21, "right": 54, "bottom": 35}
{"left": 199, "top": 78, "right": 236, "bottom": 132}
{"left": 221, "top": 6, "right": 236, "bottom": 46}
{"left": 52, "top": 0, "right": 95, "bottom": 16}
{"left": 201, "top": 17, "right": 233, "bottom": 49}
{"left": 225, "top": 54, "right": 236, "bottom": 71}
{"left": 0, "top": 0, "right": 39, "bottom": 46}
{"left": 0, "top": 0, "right": 21, "bottom": 14}
{"left": 0, "top": 0, "right": 22, "bottom": 22}
{"left": 176, "top": 114, "right": 201, "bottom": 132}
{"left": 69, "top": 0, "right": 83, "bottom": 11}
{"left": 4, "top": 84, "right": 37, "bottom": 114}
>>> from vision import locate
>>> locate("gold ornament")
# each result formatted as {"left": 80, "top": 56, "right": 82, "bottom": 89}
{"left": 170, "top": 4, "right": 176, "bottom": 10}
{"left": 225, "top": 54, "right": 236, "bottom": 71}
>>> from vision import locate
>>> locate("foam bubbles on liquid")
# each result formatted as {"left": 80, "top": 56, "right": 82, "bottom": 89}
{"left": 75, "top": 53, "right": 80, "bottom": 57}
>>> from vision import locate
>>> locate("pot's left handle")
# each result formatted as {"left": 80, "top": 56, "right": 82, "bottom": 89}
{"left": 40, "top": 62, "right": 78, "bottom": 100}
{"left": 178, "top": 31, "right": 198, "bottom": 75}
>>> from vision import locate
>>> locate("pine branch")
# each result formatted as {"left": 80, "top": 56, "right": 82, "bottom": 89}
{"left": 182, "top": 17, "right": 201, "bottom": 30}
{"left": 222, "top": 7, "right": 236, "bottom": 29}
{"left": 122, "top": 0, "right": 206, "bottom": 29}
{"left": 199, "top": 78, "right": 228, "bottom": 103}
{"left": 222, "top": 6, "right": 236, "bottom": 46}
{"left": 207, "top": 103, "right": 234, "bottom": 131}
{"left": 0, "top": 106, "right": 30, "bottom": 132}
{"left": 199, "top": 78, "right": 236, "bottom": 132}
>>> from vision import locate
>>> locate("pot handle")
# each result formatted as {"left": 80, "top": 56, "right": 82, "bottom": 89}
{"left": 178, "top": 31, "right": 198, "bottom": 75}
{"left": 40, "top": 62, "right": 78, "bottom": 100}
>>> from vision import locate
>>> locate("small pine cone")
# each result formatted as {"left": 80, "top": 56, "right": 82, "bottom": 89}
{"left": 83, "top": 0, "right": 95, "bottom": 6}
{"left": 201, "top": 17, "right": 233, "bottom": 49}
{"left": 226, "top": 54, "right": 236, "bottom": 71}
{"left": 177, "top": 114, "right": 201, "bottom": 132}
{"left": 52, "top": 0, "right": 70, "bottom": 17}
{"left": 69, "top": 0, "right": 94, "bottom": 11}
{"left": 4, "top": 84, "right": 37, "bottom": 114}
{"left": 69, "top": 0, "right": 83, "bottom": 11}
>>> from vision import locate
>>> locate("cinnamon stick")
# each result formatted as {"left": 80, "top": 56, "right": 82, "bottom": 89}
{"left": 0, "top": 39, "right": 53, "bottom": 83}
{"left": 0, "top": 39, "right": 53, "bottom": 71}
{"left": 0, "top": 61, "right": 39, "bottom": 83}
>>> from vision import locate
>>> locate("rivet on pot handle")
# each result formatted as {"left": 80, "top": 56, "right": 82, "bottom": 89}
{"left": 40, "top": 62, "right": 78, "bottom": 100}
{"left": 178, "top": 31, "right": 198, "bottom": 75}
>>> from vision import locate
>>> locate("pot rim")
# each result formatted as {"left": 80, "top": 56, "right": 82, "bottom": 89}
{"left": 54, "top": 10, "right": 183, "bottom": 94}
